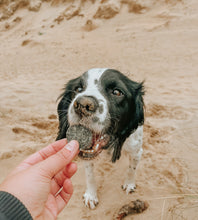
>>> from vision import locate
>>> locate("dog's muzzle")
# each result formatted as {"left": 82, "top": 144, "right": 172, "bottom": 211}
{"left": 74, "top": 96, "right": 98, "bottom": 117}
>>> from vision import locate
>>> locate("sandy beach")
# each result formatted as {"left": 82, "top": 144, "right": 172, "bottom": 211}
{"left": 0, "top": 0, "right": 198, "bottom": 219}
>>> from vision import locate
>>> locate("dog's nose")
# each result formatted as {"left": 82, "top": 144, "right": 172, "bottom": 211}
{"left": 74, "top": 96, "right": 98, "bottom": 117}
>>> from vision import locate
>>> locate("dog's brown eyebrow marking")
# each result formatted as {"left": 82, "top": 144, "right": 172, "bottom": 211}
{"left": 99, "top": 104, "right": 104, "bottom": 114}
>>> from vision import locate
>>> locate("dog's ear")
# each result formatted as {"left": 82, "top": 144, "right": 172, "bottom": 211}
{"left": 129, "top": 81, "right": 145, "bottom": 132}
{"left": 124, "top": 80, "right": 144, "bottom": 136}
{"left": 56, "top": 77, "right": 82, "bottom": 140}
{"left": 111, "top": 81, "right": 144, "bottom": 163}
{"left": 56, "top": 91, "right": 70, "bottom": 140}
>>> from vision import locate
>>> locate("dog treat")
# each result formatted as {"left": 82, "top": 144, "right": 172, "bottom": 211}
{"left": 113, "top": 199, "right": 149, "bottom": 220}
{"left": 66, "top": 125, "right": 93, "bottom": 150}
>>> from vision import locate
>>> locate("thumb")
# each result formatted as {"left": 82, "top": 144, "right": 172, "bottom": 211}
{"left": 37, "top": 140, "right": 79, "bottom": 178}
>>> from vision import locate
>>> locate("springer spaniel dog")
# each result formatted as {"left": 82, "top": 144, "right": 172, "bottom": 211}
{"left": 56, "top": 68, "right": 144, "bottom": 209}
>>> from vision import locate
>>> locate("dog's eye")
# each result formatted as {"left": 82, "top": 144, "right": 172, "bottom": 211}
{"left": 112, "top": 89, "right": 123, "bottom": 97}
{"left": 75, "top": 86, "right": 83, "bottom": 93}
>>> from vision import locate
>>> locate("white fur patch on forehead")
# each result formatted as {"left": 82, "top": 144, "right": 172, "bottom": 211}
{"left": 68, "top": 68, "right": 110, "bottom": 134}
{"left": 84, "top": 68, "right": 108, "bottom": 97}
{"left": 87, "top": 68, "right": 108, "bottom": 83}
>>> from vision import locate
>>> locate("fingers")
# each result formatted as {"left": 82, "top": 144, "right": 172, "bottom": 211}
{"left": 38, "top": 141, "right": 79, "bottom": 178}
{"left": 55, "top": 162, "right": 77, "bottom": 185}
{"left": 51, "top": 162, "right": 77, "bottom": 195}
{"left": 63, "top": 162, "right": 78, "bottom": 178}
{"left": 56, "top": 179, "right": 73, "bottom": 213}
{"left": 15, "top": 139, "right": 67, "bottom": 173}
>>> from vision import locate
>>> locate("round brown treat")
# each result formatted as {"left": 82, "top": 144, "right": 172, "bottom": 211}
{"left": 66, "top": 125, "right": 93, "bottom": 150}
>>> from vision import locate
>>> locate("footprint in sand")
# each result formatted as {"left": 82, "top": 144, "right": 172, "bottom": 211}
{"left": 144, "top": 123, "right": 175, "bottom": 146}
{"left": 97, "top": 161, "right": 114, "bottom": 177}
{"left": 162, "top": 157, "right": 189, "bottom": 188}
{"left": 146, "top": 103, "right": 188, "bottom": 120}
{"left": 12, "top": 127, "right": 32, "bottom": 135}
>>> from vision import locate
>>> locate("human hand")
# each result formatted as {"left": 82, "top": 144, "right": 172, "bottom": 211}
{"left": 0, "top": 139, "right": 79, "bottom": 219}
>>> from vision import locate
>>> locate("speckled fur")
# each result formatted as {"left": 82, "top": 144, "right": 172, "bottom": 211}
{"left": 56, "top": 68, "right": 144, "bottom": 209}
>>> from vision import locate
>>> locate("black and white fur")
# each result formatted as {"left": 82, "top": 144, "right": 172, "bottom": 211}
{"left": 56, "top": 68, "right": 144, "bottom": 209}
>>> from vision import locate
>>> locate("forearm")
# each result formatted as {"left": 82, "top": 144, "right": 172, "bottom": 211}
{"left": 0, "top": 191, "right": 32, "bottom": 220}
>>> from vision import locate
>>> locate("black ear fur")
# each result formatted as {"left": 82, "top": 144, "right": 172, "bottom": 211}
{"left": 111, "top": 81, "right": 145, "bottom": 163}
{"left": 56, "top": 77, "right": 82, "bottom": 140}
{"left": 125, "top": 81, "right": 145, "bottom": 136}
{"left": 56, "top": 91, "right": 71, "bottom": 140}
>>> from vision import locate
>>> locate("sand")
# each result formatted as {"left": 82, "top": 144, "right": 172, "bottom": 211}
{"left": 0, "top": 0, "right": 198, "bottom": 219}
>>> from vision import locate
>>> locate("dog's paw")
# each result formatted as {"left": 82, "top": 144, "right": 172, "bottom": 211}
{"left": 122, "top": 183, "right": 136, "bottom": 194}
{"left": 83, "top": 192, "right": 99, "bottom": 209}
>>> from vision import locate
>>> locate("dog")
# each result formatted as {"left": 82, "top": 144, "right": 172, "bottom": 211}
{"left": 56, "top": 68, "right": 144, "bottom": 209}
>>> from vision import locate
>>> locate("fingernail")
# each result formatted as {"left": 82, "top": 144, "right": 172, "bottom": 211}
{"left": 65, "top": 141, "right": 77, "bottom": 152}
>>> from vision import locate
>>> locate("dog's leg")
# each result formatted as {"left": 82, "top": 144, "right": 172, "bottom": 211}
{"left": 83, "top": 161, "right": 98, "bottom": 209}
{"left": 122, "top": 126, "right": 143, "bottom": 194}
{"left": 122, "top": 152, "right": 142, "bottom": 194}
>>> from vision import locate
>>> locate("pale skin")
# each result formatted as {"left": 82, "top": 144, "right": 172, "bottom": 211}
{"left": 0, "top": 139, "right": 79, "bottom": 220}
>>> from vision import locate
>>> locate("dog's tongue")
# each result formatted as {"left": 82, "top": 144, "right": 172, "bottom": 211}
{"left": 66, "top": 125, "right": 93, "bottom": 150}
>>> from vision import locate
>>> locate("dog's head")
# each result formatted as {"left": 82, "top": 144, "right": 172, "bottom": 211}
{"left": 56, "top": 68, "right": 144, "bottom": 162}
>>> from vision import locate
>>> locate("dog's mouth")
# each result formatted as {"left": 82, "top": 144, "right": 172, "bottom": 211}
{"left": 66, "top": 124, "right": 110, "bottom": 160}
{"left": 78, "top": 133, "right": 110, "bottom": 160}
